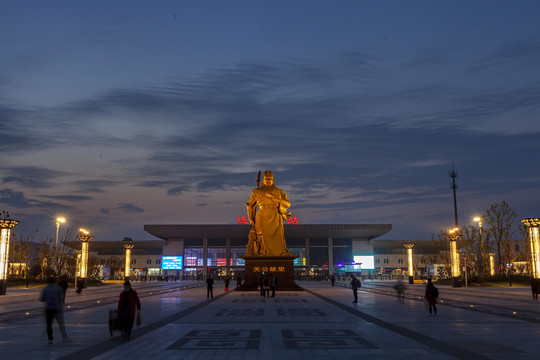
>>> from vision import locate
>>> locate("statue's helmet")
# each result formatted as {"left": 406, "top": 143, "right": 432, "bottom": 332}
{"left": 263, "top": 170, "right": 273, "bottom": 177}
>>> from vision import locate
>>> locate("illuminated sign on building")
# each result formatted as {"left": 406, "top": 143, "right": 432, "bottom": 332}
{"left": 237, "top": 216, "right": 249, "bottom": 224}
{"left": 162, "top": 256, "right": 183, "bottom": 270}
{"left": 237, "top": 216, "right": 300, "bottom": 224}
{"left": 287, "top": 217, "right": 299, "bottom": 225}
{"left": 353, "top": 255, "right": 375, "bottom": 270}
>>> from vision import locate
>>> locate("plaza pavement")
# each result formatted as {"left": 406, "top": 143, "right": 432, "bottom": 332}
{"left": 1, "top": 280, "right": 539, "bottom": 359}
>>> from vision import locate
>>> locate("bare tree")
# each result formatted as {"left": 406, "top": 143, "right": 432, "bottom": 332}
{"left": 483, "top": 201, "right": 517, "bottom": 273}
{"left": 432, "top": 230, "right": 451, "bottom": 279}
{"left": 459, "top": 225, "right": 480, "bottom": 277}
{"left": 9, "top": 228, "right": 38, "bottom": 279}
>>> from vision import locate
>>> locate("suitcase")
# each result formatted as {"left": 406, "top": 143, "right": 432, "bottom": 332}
{"left": 108, "top": 310, "right": 121, "bottom": 337}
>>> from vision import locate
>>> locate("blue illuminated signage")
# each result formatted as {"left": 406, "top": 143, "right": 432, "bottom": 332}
{"left": 162, "top": 256, "right": 183, "bottom": 270}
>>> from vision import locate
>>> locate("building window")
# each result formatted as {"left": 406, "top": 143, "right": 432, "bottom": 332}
{"left": 398, "top": 259, "right": 403, "bottom": 264}
{"left": 147, "top": 259, "right": 152, "bottom": 265}
{"left": 376, "top": 259, "right": 380, "bottom": 264}
{"left": 156, "top": 259, "right": 161, "bottom": 264}
{"left": 131, "top": 259, "right": 136, "bottom": 265}
{"left": 383, "top": 259, "right": 389, "bottom": 264}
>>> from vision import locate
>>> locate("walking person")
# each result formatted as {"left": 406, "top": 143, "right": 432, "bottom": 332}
{"left": 330, "top": 274, "right": 336, "bottom": 286}
{"left": 224, "top": 276, "right": 230, "bottom": 292}
{"left": 259, "top": 274, "right": 265, "bottom": 296}
{"left": 394, "top": 280, "right": 406, "bottom": 304}
{"left": 117, "top": 281, "right": 141, "bottom": 340}
{"left": 350, "top": 275, "right": 361, "bottom": 303}
{"left": 425, "top": 278, "right": 438, "bottom": 315}
{"left": 269, "top": 274, "right": 278, "bottom": 297}
{"left": 40, "top": 276, "right": 69, "bottom": 344}
{"left": 206, "top": 274, "right": 214, "bottom": 298}
{"left": 530, "top": 278, "right": 539, "bottom": 300}
{"left": 236, "top": 274, "right": 242, "bottom": 290}
{"left": 262, "top": 274, "right": 270, "bottom": 298}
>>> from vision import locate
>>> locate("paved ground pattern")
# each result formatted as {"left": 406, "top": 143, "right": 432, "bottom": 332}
{"left": 1, "top": 280, "right": 539, "bottom": 359}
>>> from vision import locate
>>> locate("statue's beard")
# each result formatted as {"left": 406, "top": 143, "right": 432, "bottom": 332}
{"left": 260, "top": 184, "right": 276, "bottom": 191}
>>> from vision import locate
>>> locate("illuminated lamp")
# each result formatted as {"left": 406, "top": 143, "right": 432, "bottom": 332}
{"left": 521, "top": 218, "right": 540, "bottom": 279}
{"left": 446, "top": 227, "right": 461, "bottom": 287}
{"left": 122, "top": 237, "right": 135, "bottom": 280}
{"left": 0, "top": 215, "right": 19, "bottom": 295}
{"left": 77, "top": 228, "right": 93, "bottom": 287}
{"left": 404, "top": 243, "right": 415, "bottom": 284}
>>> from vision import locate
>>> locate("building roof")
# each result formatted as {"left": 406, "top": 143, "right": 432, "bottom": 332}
{"left": 144, "top": 224, "right": 392, "bottom": 240}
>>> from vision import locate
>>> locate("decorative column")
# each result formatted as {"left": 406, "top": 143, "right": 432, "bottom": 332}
{"left": 74, "top": 250, "right": 82, "bottom": 287}
{"left": 404, "top": 243, "right": 415, "bottom": 284}
{"left": 446, "top": 228, "right": 461, "bottom": 287}
{"left": 521, "top": 218, "right": 540, "bottom": 278}
{"left": 328, "top": 238, "right": 334, "bottom": 276}
{"left": 0, "top": 216, "right": 19, "bottom": 295}
{"left": 488, "top": 253, "right": 496, "bottom": 277}
{"left": 226, "top": 238, "right": 231, "bottom": 276}
{"left": 202, "top": 238, "right": 208, "bottom": 280}
{"left": 122, "top": 237, "right": 134, "bottom": 280}
{"left": 77, "top": 229, "right": 93, "bottom": 287}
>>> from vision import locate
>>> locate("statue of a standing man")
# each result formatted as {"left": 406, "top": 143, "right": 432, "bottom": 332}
{"left": 245, "top": 170, "right": 291, "bottom": 256}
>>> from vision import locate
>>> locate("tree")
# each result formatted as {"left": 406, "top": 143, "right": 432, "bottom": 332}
{"left": 459, "top": 225, "right": 480, "bottom": 277}
{"left": 483, "top": 201, "right": 517, "bottom": 273}
{"left": 432, "top": 230, "right": 451, "bottom": 279}
{"left": 9, "top": 228, "right": 38, "bottom": 279}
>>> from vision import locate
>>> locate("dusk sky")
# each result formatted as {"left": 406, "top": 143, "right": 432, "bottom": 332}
{"left": 1, "top": 1, "right": 540, "bottom": 242}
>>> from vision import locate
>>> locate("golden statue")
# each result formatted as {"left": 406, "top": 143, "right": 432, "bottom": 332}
{"left": 245, "top": 170, "right": 291, "bottom": 256}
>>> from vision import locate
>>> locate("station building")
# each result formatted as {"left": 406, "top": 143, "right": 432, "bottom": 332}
{"left": 84, "top": 223, "right": 452, "bottom": 280}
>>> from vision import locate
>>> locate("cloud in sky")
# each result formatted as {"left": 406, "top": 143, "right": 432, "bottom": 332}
{"left": 1, "top": 2, "right": 540, "bottom": 241}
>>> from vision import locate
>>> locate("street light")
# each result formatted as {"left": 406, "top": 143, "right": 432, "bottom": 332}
{"left": 404, "top": 243, "right": 415, "bottom": 284}
{"left": 122, "top": 237, "right": 134, "bottom": 280}
{"left": 55, "top": 217, "right": 66, "bottom": 248}
{"left": 473, "top": 216, "right": 485, "bottom": 275}
{"left": 446, "top": 227, "right": 461, "bottom": 287}
{"left": 77, "top": 228, "right": 93, "bottom": 288}
{"left": 520, "top": 218, "right": 540, "bottom": 279}
{"left": 0, "top": 215, "right": 19, "bottom": 295}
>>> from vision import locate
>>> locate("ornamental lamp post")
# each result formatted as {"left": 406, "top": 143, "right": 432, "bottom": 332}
{"left": 77, "top": 228, "right": 93, "bottom": 288}
{"left": 520, "top": 218, "right": 540, "bottom": 279}
{"left": 122, "top": 237, "right": 134, "bottom": 280}
{"left": 446, "top": 227, "right": 461, "bottom": 287}
{"left": 0, "top": 216, "right": 19, "bottom": 295}
{"left": 473, "top": 216, "right": 485, "bottom": 274}
{"left": 404, "top": 243, "right": 415, "bottom": 284}
{"left": 488, "top": 253, "right": 496, "bottom": 277}
{"left": 55, "top": 217, "right": 66, "bottom": 248}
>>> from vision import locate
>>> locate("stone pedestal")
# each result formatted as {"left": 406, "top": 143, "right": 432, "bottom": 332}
{"left": 240, "top": 256, "right": 303, "bottom": 291}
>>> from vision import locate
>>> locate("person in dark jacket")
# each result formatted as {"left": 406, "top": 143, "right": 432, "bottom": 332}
{"left": 424, "top": 278, "right": 438, "bottom": 315}
{"left": 224, "top": 276, "right": 230, "bottom": 292}
{"left": 206, "top": 275, "right": 214, "bottom": 298}
{"left": 40, "top": 276, "right": 69, "bottom": 344}
{"left": 236, "top": 274, "right": 242, "bottom": 289}
{"left": 350, "top": 275, "right": 361, "bottom": 303}
{"left": 117, "top": 281, "right": 141, "bottom": 339}
{"left": 330, "top": 274, "right": 336, "bottom": 286}
{"left": 530, "top": 278, "right": 539, "bottom": 300}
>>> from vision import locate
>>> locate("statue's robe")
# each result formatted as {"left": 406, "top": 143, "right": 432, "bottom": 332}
{"left": 247, "top": 184, "right": 290, "bottom": 256}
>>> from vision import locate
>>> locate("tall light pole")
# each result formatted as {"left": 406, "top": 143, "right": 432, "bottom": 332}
{"left": 521, "top": 218, "right": 540, "bottom": 279}
{"left": 77, "top": 228, "right": 93, "bottom": 288}
{"left": 55, "top": 217, "right": 66, "bottom": 248}
{"left": 473, "top": 216, "right": 484, "bottom": 276}
{"left": 0, "top": 214, "right": 19, "bottom": 295}
{"left": 446, "top": 227, "right": 461, "bottom": 287}
{"left": 404, "top": 243, "right": 415, "bottom": 284}
{"left": 449, "top": 162, "right": 459, "bottom": 228}
{"left": 122, "top": 237, "right": 134, "bottom": 280}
